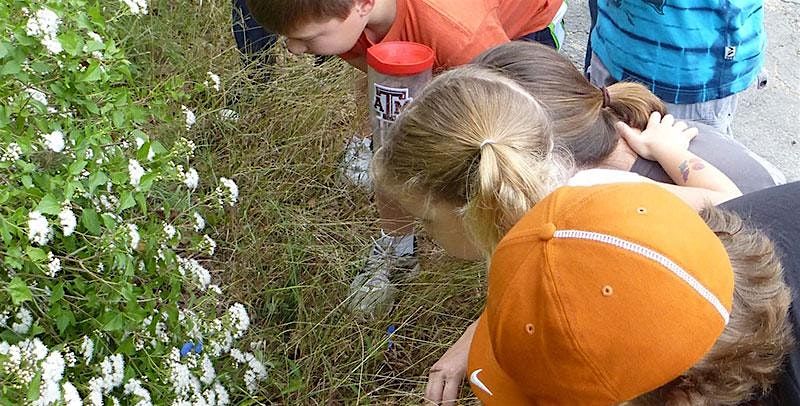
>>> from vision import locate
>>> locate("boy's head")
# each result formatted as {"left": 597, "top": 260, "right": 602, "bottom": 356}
{"left": 245, "top": 0, "right": 373, "bottom": 55}
{"left": 468, "top": 183, "right": 792, "bottom": 405}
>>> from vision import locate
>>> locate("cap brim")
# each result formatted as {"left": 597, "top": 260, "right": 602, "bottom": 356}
{"left": 468, "top": 314, "right": 532, "bottom": 405}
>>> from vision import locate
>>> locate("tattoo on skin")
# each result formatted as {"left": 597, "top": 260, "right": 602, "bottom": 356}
{"left": 678, "top": 158, "right": 707, "bottom": 182}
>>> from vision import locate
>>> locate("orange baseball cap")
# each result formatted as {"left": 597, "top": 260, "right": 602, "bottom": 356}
{"left": 468, "top": 183, "right": 734, "bottom": 405}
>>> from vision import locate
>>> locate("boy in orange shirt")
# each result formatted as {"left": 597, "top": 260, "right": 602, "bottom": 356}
{"left": 244, "top": 0, "right": 567, "bottom": 317}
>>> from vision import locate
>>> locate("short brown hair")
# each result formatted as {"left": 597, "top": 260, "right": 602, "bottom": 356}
{"left": 244, "top": 0, "right": 355, "bottom": 34}
{"left": 472, "top": 41, "right": 667, "bottom": 168}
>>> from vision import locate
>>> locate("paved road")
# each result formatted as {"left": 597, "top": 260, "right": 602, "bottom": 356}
{"left": 561, "top": 0, "right": 800, "bottom": 181}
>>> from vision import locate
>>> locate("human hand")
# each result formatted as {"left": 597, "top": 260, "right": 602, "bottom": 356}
{"left": 616, "top": 112, "right": 698, "bottom": 161}
{"left": 424, "top": 322, "right": 477, "bottom": 405}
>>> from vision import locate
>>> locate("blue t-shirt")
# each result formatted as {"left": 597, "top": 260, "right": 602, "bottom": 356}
{"left": 591, "top": 0, "right": 765, "bottom": 104}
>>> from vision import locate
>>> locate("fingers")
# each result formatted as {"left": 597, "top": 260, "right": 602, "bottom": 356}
{"left": 615, "top": 121, "right": 641, "bottom": 146}
{"left": 683, "top": 126, "right": 699, "bottom": 141}
{"left": 648, "top": 111, "right": 662, "bottom": 127}
{"left": 441, "top": 378, "right": 461, "bottom": 406}
{"left": 660, "top": 113, "right": 675, "bottom": 127}
{"left": 673, "top": 120, "right": 688, "bottom": 132}
{"left": 425, "top": 372, "right": 444, "bottom": 405}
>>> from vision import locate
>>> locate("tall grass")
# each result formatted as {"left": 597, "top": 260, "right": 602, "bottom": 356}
{"left": 126, "top": 1, "right": 487, "bottom": 403}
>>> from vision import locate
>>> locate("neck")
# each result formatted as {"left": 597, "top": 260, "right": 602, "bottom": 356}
{"left": 595, "top": 139, "right": 638, "bottom": 171}
{"left": 364, "top": 0, "right": 397, "bottom": 41}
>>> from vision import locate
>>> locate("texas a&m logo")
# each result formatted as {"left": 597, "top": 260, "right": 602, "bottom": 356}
{"left": 373, "top": 84, "right": 412, "bottom": 123}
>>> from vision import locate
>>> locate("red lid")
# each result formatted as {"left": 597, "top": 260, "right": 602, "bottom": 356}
{"left": 367, "top": 41, "right": 435, "bottom": 76}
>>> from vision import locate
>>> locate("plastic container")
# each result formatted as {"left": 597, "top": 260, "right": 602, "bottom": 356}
{"left": 367, "top": 41, "right": 434, "bottom": 149}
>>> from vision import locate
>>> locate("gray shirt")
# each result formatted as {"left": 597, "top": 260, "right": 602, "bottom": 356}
{"left": 630, "top": 122, "right": 785, "bottom": 194}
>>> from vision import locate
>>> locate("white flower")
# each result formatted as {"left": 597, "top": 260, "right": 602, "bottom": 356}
{"left": 87, "top": 31, "right": 103, "bottom": 43}
{"left": 127, "top": 223, "right": 140, "bottom": 251}
{"left": 59, "top": 207, "right": 76, "bottom": 236}
{"left": 25, "top": 8, "right": 60, "bottom": 38}
{"left": 181, "top": 105, "right": 196, "bottom": 130}
{"left": 121, "top": 0, "right": 148, "bottom": 15}
{"left": 214, "top": 382, "right": 230, "bottom": 406}
{"left": 200, "top": 234, "right": 216, "bottom": 256}
{"left": 46, "top": 252, "right": 61, "bottom": 277}
{"left": 12, "top": 306, "right": 33, "bottom": 335}
{"left": 183, "top": 167, "right": 199, "bottom": 190}
{"left": 25, "top": 88, "right": 48, "bottom": 106}
{"left": 123, "top": 378, "right": 152, "bottom": 405}
{"left": 35, "top": 350, "right": 65, "bottom": 405}
{"left": 206, "top": 72, "right": 221, "bottom": 91}
{"left": 193, "top": 212, "right": 205, "bottom": 232}
{"left": 128, "top": 159, "right": 145, "bottom": 188}
{"left": 230, "top": 350, "right": 267, "bottom": 393}
{"left": 80, "top": 336, "right": 94, "bottom": 364}
{"left": 62, "top": 382, "right": 81, "bottom": 406}
{"left": 177, "top": 256, "right": 211, "bottom": 290}
{"left": 217, "top": 177, "right": 239, "bottom": 206}
{"left": 163, "top": 223, "right": 176, "bottom": 240}
{"left": 28, "top": 211, "right": 53, "bottom": 246}
{"left": 42, "top": 130, "right": 65, "bottom": 152}
{"left": 41, "top": 37, "right": 63, "bottom": 54}
{"left": 199, "top": 354, "right": 215, "bottom": 385}
{"left": 25, "top": 8, "right": 62, "bottom": 55}
{"left": 2, "top": 142, "right": 22, "bottom": 162}
{"left": 228, "top": 303, "right": 250, "bottom": 339}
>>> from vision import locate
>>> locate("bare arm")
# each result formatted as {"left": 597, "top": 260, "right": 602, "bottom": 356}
{"left": 617, "top": 113, "right": 742, "bottom": 209}
{"left": 425, "top": 320, "right": 478, "bottom": 405}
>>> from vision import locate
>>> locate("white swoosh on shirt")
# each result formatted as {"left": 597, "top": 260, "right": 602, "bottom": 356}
{"left": 469, "top": 369, "right": 493, "bottom": 396}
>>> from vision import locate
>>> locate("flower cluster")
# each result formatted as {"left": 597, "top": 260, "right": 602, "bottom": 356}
{"left": 1, "top": 1, "right": 259, "bottom": 404}
{"left": 25, "top": 8, "right": 63, "bottom": 54}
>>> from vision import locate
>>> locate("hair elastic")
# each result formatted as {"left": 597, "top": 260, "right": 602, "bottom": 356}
{"left": 601, "top": 87, "right": 611, "bottom": 108}
{"left": 480, "top": 139, "right": 496, "bottom": 149}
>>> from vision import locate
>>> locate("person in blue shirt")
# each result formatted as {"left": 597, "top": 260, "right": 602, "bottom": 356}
{"left": 588, "top": 0, "right": 765, "bottom": 136}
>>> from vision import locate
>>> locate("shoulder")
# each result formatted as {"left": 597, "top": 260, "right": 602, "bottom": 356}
{"left": 567, "top": 168, "right": 648, "bottom": 187}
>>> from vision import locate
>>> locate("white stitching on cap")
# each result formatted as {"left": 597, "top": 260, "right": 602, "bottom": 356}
{"left": 553, "top": 229, "right": 730, "bottom": 324}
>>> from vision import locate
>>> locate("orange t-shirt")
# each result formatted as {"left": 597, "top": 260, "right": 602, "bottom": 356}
{"left": 340, "top": 0, "right": 562, "bottom": 70}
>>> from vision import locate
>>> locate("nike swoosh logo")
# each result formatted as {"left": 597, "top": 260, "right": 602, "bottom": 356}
{"left": 469, "top": 369, "right": 493, "bottom": 396}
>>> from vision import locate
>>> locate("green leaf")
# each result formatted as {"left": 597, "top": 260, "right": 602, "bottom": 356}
{"left": 68, "top": 160, "right": 88, "bottom": 176}
{"left": 101, "top": 312, "right": 124, "bottom": 331}
{"left": 26, "top": 371, "right": 41, "bottom": 402}
{"left": 36, "top": 194, "right": 61, "bottom": 215}
{"left": 87, "top": 171, "right": 108, "bottom": 193}
{"left": 55, "top": 308, "right": 75, "bottom": 334}
{"left": 25, "top": 247, "right": 47, "bottom": 262}
{"left": 21, "top": 175, "right": 33, "bottom": 189}
{"left": 50, "top": 283, "right": 65, "bottom": 304}
{"left": 59, "top": 32, "right": 82, "bottom": 56}
{"left": 80, "top": 62, "right": 103, "bottom": 82}
{"left": 118, "top": 191, "right": 135, "bottom": 212}
{"left": 0, "top": 60, "right": 20, "bottom": 75}
{"left": 7, "top": 277, "right": 33, "bottom": 305}
{"left": 112, "top": 110, "right": 125, "bottom": 128}
{"left": 0, "top": 42, "right": 8, "bottom": 59}
{"left": 135, "top": 193, "right": 147, "bottom": 215}
{"left": 0, "top": 217, "right": 11, "bottom": 246}
{"left": 81, "top": 208, "right": 101, "bottom": 235}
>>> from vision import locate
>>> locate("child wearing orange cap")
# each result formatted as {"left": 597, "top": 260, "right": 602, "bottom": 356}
{"left": 467, "top": 182, "right": 798, "bottom": 404}
{"left": 371, "top": 65, "right": 746, "bottom": 403}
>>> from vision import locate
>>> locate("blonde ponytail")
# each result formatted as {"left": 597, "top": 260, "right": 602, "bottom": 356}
{"left": 373, "top": 66, "right": 570, "bottom": 254}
